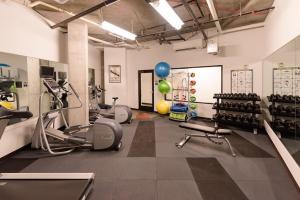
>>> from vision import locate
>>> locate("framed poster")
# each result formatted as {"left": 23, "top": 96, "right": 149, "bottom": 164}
{"left": 231, "top": 69, "right": 253, "bottom": 93}
{"left": 273, "top": 67, "right": 300, "bottom": 95}
{"left": 109, "top": 65, "right": 121, "bottom": 83}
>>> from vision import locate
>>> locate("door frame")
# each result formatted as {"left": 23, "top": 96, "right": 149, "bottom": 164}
{"left": 138, "top": 70, "right": 154, "bottom": 112}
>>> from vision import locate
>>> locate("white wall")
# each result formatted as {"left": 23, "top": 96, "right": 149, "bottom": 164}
{"left": 104, "top": 48, "right": 128, "bottom": 105}
{"left": 125, "top": 28, "right": 265, "bottom": 117}
{"left": 0, "top": 1, "right": 68, "bottom": 158}
{"left": 88, "top": 45, "right": 102, "bottom": 86}
{"left": 0, "top": 0, "right": 67, "bottom": 63}
{"left": 264, "top": 0, "right": 300, "bottom": 57}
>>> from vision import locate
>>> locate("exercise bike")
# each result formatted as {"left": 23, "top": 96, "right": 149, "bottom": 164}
{"left": 31, "top": 78, "right": 123, "bottom": 155}
{"left": 89, "top": 86, "right": 132, "bottom": 124}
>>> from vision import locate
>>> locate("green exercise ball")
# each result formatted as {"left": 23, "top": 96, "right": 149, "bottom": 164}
{"left": 158, "top": 80, "right": 171, "bottom": 94}
{"left": 190, "top": 96, "right": 196, "bottom": 102}
{"left": 190, "top": 103, "right": 197, "bottom": 110}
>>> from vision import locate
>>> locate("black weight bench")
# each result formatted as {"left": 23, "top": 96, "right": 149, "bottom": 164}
{"left": 175, "top": 122, "right": 236, "bottom": 156}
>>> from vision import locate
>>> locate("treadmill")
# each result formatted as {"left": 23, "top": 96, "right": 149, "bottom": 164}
{"left": 0, "top": 106, "right": 94, "bottom": 200}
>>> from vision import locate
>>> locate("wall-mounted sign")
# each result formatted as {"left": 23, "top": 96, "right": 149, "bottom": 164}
{"left": 273, "top": 67, "right": 300, "bottom": 95}
{"left": 231, "top": 69, "right": 253, "bottom": 94}
{"left": 109, "top": 65, "right": 121, "bottom": 83}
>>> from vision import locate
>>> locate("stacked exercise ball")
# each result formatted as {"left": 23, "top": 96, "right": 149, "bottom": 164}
{"left": 158, "top": 80, "right": 171, "bottom": 94}
{"left": 156, "top": 100, "right": 170, "bottom": 115}
{"left": 155, "top": 62, "right": 171, "bottom": 114}
{"left": 155, "top": 62, "right": 170, "bottom": 78}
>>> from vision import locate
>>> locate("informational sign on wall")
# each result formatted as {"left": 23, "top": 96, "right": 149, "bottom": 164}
{"left": 273, "top": 67, "right": 300, "bottom": 95}
{"left": 231, "top": 69, "right": 253, "bottom": 93}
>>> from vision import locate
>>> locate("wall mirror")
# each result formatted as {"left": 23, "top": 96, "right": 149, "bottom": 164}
{"left": 0, "top": 52, "right": 29, "bottom": 124}
{"left": 263, "top": 35, "right": 300, "bottom": 166}
{"left": 0, "top": 51, "right": 68, "bottom": 125}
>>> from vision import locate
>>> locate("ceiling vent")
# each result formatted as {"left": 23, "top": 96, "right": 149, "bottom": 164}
{"left": 172, "top": 39, "right": 203, "bottom": 52}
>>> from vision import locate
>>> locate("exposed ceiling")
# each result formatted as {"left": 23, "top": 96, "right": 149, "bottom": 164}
{"left": 28, "top": 0, "right": 274, "bottom": 45}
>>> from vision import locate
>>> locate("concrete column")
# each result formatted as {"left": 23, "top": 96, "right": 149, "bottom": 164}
{"left": 67, "top": 21, "right": 89, "bottom": 125}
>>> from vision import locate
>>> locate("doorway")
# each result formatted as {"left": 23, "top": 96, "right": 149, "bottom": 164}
{"left": 138, "top": 70, "right": 154, "bottom": 112}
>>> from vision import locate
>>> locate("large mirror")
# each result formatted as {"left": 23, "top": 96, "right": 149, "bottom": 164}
{"left": 0, "top": 51, "right": 68, "bottom": 125}
{"left": 263, "top": 35, "right": 300, "bottom": 166}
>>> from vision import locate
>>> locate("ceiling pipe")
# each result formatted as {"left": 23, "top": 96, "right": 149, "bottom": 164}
{"left": 138, "top": 6, "right": 274, "bottom": 38}
{"left": 206, "top": 0, "right": 222, "bottom": 33}
{"left": 194, "top": 0, "right": 204, "bottom": 17}
{"left": 51, "top": 0, "right": 119, "bottom": 29}
{"left": 29, "top": 1, "right": 138, "bottom": 48}
{"left": 221, "top": 0, "right": 263, "bottom": 28}
{"left": 88, "top": 36, "right": 116, "bottom": 47}
{"left": 181, "top": 0, "right": 208, "bottom": 40}
{"left": 221, "top": 22, "right": 264, "bottom": 34}
{"left": 29, "top": 1, "right": 100, "bottom": 27}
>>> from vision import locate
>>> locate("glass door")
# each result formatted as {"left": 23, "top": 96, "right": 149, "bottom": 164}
{"left": 138, "top": 70, "right": 154, "bottom": 112}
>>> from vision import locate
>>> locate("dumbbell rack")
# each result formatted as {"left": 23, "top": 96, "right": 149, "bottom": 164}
{"left": 213, "top": 94, "right": 261, "bottom": 134}
{"left": 267, "top": 95, "right": 300, "bottom": 138}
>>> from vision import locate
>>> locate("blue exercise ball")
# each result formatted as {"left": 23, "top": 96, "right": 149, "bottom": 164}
{"left": 155, "top": 62, "right": 170, "bottom": 78}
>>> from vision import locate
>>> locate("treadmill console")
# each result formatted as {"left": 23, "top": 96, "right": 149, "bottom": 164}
{"left": 43, "top": 78, "right": 61, "bottom": 96}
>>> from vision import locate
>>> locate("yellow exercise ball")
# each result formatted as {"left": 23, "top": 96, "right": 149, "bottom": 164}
{"left": 0, "top": 101, "right": 15, "bottom": 110}
{"left": 156, "top": 100, "right": 170, "bottom": 114}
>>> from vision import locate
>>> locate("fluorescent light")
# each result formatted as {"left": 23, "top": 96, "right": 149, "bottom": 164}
{"left": 100, "top": 21, "right": 137, "bottom": 41}
{"left": 149, "top": 0, "right": 184, "bottom": 30}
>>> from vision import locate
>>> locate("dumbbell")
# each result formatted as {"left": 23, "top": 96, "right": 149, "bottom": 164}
{"left": 232, "top": 93, "right": 238, "bottom": 100}
{"left": 223, "top": 102, "right": 229, "bottom": 109}
{"left": 275, "top": 94, "right": 282, "bottom": 101}
{"left": 284, "top": 119, "right": 293, "bottom": 127}
{"left": 272, "top": 119, "right": 284, "bottom": 129}
{"left": 231, "top": 102, "right": 237, "bottom": 110}
{"left": 241, "top": 93, "right": 247, "bottom": 99}
{"left": 288, "top": 95, "right": 295, "bottom": 102}
{"left": 295, "top": 96, "right": 300, "bottom": 103}
{"left": 282, "top": 95, "right": 289, "bottom": 103}
{"left": 227, "top": 114, "right": 234, "bottom": 121}
{"left": 246, "top": 103, "right": 253, "bottom": 112}
{"left": 254, "top": 104, "right": 260, "bottom": 112}
{"left": 296, "top": 107, "right": 300, "bottom": 117}
{"left": 296, "top": 122, "right": 300, "bottom": 131}
{"left": 213, "top": 113, "right": 221, "bottom": 120}
{"left": 219, "top": 102, "right": 225, "bottom": 109}
{"left": 236, "top": 114, "right": 242, "bottom": 122}
{"left": 285, "top": 106, "right": 295, "bottom": 116}
{"left": 269, "top": 105, "right": 276, "bottom": 114}
{"left": 229, "top": 102, "right": 235, "bottom": 109}
{"left": 239, "top": 103, "right": 246, "bottom": 111}
{"left": 276, "top": 105, "right": 286, "bottom": 114}
{"left": 268, "top": 94, "right": 275, "bottom": 102}
{"left": 288, "top": 121, "right": 296, "bottom": 132}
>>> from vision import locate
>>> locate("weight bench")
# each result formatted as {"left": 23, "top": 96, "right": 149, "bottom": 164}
{"left": 175, "top": 122, "right": 236, "bottom": 157}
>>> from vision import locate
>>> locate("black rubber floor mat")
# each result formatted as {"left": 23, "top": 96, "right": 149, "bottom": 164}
{"left": 186, "top": 157, "right": 248, "bottom": 200}
{"left": 128, "top": 121, "right": 156, "bottom": 157}
{"left": 0, "top": 158, "right": 38, "bottom": 172}
{"left": 227, "top": 133, "right": 274, "bottom": 158}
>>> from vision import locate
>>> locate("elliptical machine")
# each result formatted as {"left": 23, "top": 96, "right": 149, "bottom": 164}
{"left": 89, "top": 86, "right": 132, "bottom": 124}
{"left": 31, "top": 78, "right": 123, "bottom": 155}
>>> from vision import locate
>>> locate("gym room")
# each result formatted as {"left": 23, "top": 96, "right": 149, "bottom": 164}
{"left": 0, "top": 0, "right": 299, "bottom": 199}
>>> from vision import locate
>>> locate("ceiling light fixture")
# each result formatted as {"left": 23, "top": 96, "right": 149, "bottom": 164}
{"left": 149, "top": 0, "right": 184, "bottom": 30}
{"left": 100, "top": 21, "right": 137, "bottom": 41}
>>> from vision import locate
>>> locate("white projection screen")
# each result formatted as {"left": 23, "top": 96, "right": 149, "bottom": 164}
{"left": 166, "top": 66, "right": 222, "bottom": 103}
